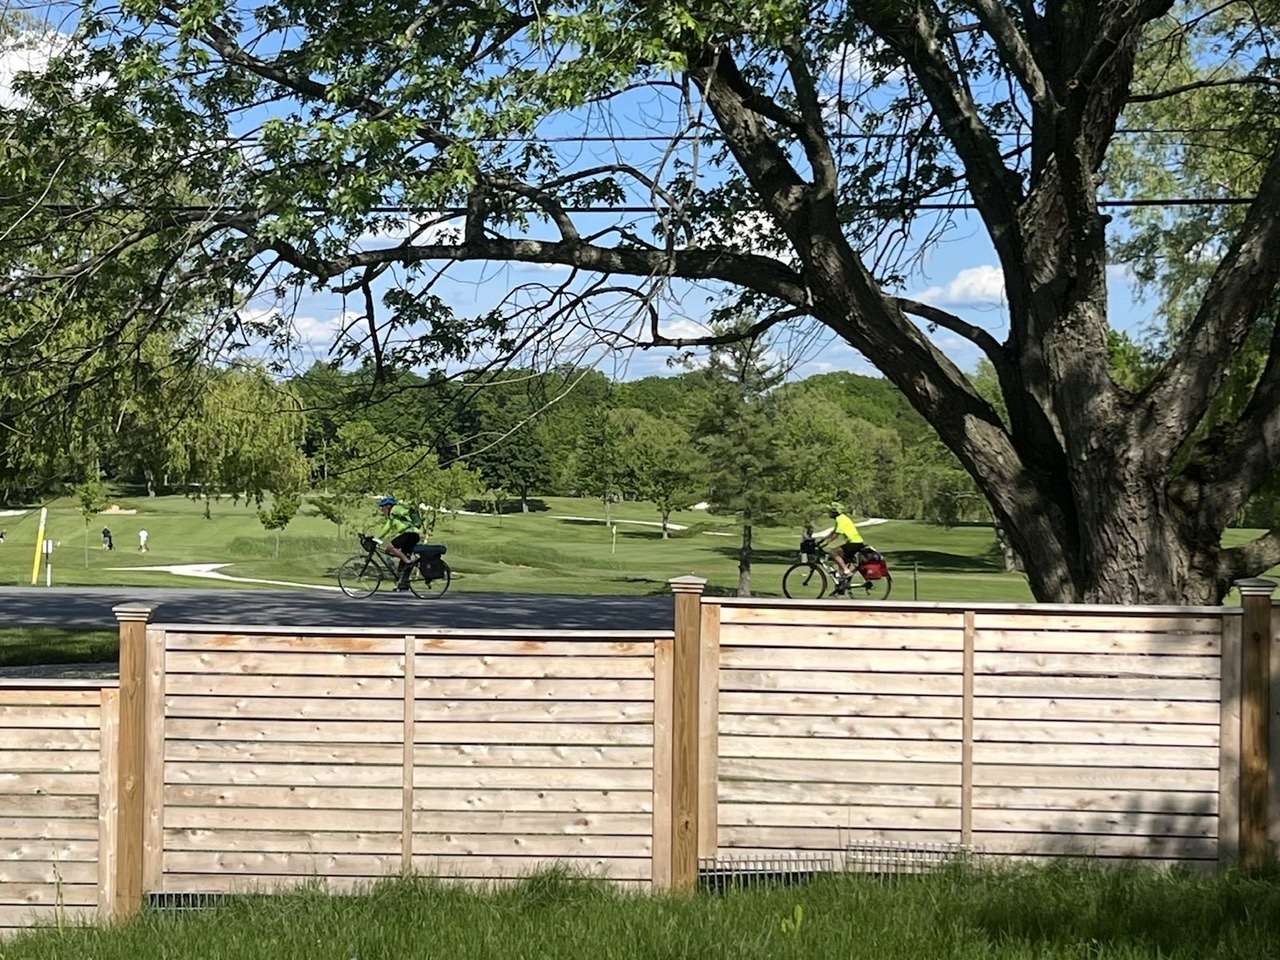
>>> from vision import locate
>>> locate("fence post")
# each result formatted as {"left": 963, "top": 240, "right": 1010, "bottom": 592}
{"left": 112, "top": 603, "right": 153, "bottom": 919}
{"left": 668, "top": 575, "right": 706, "bottom": 892}
{"left": 1235, "top": 578, "right": 1275, "bottom": 869}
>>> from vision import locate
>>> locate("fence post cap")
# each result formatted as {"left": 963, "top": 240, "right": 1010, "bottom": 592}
{"left": 111, "top": 603, "right": 155, "bottom": 622}
{"left": 1234, "top": 577, "right": 1278, "bottom": 597}
{"left": 668, "top": 575, "right": 708, "bottom": 595}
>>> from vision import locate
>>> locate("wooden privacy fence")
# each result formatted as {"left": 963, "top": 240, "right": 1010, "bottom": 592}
{"left": 2, "top": 576, "right": 1278, "bottom": 936}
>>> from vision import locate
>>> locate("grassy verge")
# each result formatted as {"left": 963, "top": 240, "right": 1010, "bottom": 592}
{"left": 5, "top": 866, "right": 1280, "bottom": 959}
{"left": 0, "top": 627, "right": 118, "bottom": 668}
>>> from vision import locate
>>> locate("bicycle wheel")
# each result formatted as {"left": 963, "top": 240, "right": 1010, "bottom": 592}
{"left": 782, "top": 562, "right": 828, "bottom": 600}
{"left": 407, "top": 559, "right": 451, "bottom": 599}
{"left": 848, "top": 572, "right": 893, "bottom": 601}
{"left": 337, "top": 555, "right": 383, "bottom": 598}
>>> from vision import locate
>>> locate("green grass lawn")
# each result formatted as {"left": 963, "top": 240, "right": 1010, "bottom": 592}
{"left": 4, "top": 866, "right": 1279, "bottom": 960}
{"left": 0, "top": 627, "right": 118, "bottom": 668}
{"left": 0, "top": 493, "right": 1038, "bottom": 601}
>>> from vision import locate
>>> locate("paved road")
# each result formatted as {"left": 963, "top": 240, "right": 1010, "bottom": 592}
{"left": 0, "top": 586, "right": 676, "bottom": 631}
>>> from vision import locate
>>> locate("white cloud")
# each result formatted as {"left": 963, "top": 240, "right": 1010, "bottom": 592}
{"left": 0, "top": 32, "right": 63, "bottom": 108}
{"left": 353, "top": 212, "right": 462, "bottom": 249}
{"left": 826, "top": 41, "right": 905, "bottom": 87}
{"left": 693, "top": 210, "right": 796, "bottom": 263}
{"left": 911, "top": 264, "right": 1006, "bottom": 306}
{"left": 658, "top": 317, "right": 710, "bottom": 341}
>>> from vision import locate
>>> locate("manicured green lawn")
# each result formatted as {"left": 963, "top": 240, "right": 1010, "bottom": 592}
{"left": 0, "top": 627, "right": 118, "bottom": 668}
{"left": 0, "top": 494, "right": 1037, "bottom": 601}
{"left": 4, "top": 866, "right": 1278, "bottom": 959}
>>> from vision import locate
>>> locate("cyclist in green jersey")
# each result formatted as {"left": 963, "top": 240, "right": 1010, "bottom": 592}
{"left": 817, "top": 501, "right": 865, "bottom": 583}
{"left": 375, "top": 495, "right": 422, "bottom": 588}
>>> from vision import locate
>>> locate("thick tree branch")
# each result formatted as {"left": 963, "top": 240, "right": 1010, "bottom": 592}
{"left": 961, "top": 0, "right": 1060, "bottom": 117}
{"left": 1129, "top": 74, "right": 1280, "bottom": 103}
{"left": 781, "top": 36, "right": 838, "bottom": 198}
{"left": 1144, "top": 136, "right": 1280, "bottom": 456}
{"left": 895, "top": 297, "right": 1008, "bottom": 371}
{"left": 861, "top": 1, "right": 1024, "bottom": 269}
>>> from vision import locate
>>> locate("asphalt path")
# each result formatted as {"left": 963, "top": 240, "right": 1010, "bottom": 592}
{"left": 0, "top": 586, "right": 676, "bottom": 631}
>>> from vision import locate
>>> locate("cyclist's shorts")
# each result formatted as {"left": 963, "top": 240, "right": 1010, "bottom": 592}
{"left": 838, "top": 541, "right": 866, "bottom": 561}
{"left": 391, "top": 532, "right": 421, "bottom": 553}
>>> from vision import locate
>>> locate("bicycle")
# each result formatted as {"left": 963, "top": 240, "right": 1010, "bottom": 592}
{"left": 781, "top": 534, "right": 892, "bottom": 600}
{"left": 336, "top": 534, "right": 451, "bottom": 599}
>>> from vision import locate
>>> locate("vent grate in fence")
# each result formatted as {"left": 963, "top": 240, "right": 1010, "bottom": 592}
{"left": 146, "top": 892, "right": 235, "bottom": 912}
{"left": 698, "top": 853, "right": 835, "bottom": 892}
{"left": 844, "top": 839, "right": 980, "bottom": 877}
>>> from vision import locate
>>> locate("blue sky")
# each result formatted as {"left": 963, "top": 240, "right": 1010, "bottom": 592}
{"left": 2, "top": 16, "right": 1154, "bottom": 388}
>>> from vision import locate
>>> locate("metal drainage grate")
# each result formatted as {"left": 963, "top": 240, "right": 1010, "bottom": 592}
{"left": 698, "top": 853, "right": 835, "bottom": 892}
{"left": 843, "top": 839, "right": 980, "bottom": 877}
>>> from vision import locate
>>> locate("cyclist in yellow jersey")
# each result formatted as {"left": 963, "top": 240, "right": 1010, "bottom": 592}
{"left": 817, "top": 501, "right": 865, "bottom": 582}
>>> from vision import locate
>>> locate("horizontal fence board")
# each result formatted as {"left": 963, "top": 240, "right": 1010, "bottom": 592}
{"left": 411, "top": 767, "right": 652, "bottom": 790}
{"left": 0, "top": 690, "right": 103, "bottom": 707}
{"left": 970, "top": 832, "right": 1218, "bottom": 859}
{"left": 0, "top": 861, "right": 97, "bottom": 885}
{"left": 0, "top": 796, "right": 97, "bottom": 818}
{"left": 412, "top": 789, "right": 653, "bottom": 814}
{"left": 163, "top": 829, "right": 401, "bottom": 855}
{"left": 0, "top": 819, "right": 98, "bottom": 841}
{"left": 165, "top": 741, "right": 403, "bottom": 766}
{"left": 164, "top": 850, "right": 401, "bottom": 877}
{"left": 414, "top": 678, "right": 653, "bottom": 701}
{"left": 720, "top": 691, "right": 961, "bottom": 715}
{"left": 0, "top": 752, "right": 101, "bottom": 773}
{"left": 720, "top": 648, "right": 963, "bottom": 674}
{"left": 718, "top": 803, "right": 960, "bottom": 830}
{"left": 166, "top": 762, "right": 402, "bottom": 788}
{"left": 0, "top": 883, "right": 97, "bottom": 907}
{"left": 0, "top": 729, "right": 99, "bottom": 751}
{"left": 718, "top": 825, "right": 958, "bottom": 849}
{"left": 974, "top": 652, "right": 1219, "bottom": 679}
{"left": 971, "top": 613, "right": 1223, "bottom": 633}
{"left": 973, "top": 697, "right": 1219, "bottom": 724}
{"left": 412, "top": 745, "right": 653, "bottom": 768}
{"left": 415, "top": 656, "right": 655, "bottom": 679}
{"left": 715, "top": 606, "right": 964, "bottom": 629}
{"left": 166, "top": 719, "right": 402, "bottom": 743}
{"left": 973, "top": 630, "right": 1221, "bottom": 655}
{"left": 157, "top": 873, "right": 375, "bottom": 894}
{"left": 719, "top": 714, "right": 963, "bottom": 740}
{"left": 973, "top": 677, "right": 1220, "bottom": 701}
{"left": 411, "top": 833, "right": 651, "bottom": 858}
{"left": 718, "top": 781, "right": 960, "bottom": 808}
{"left": 973, "top": 743, "right": 1218, "bottom": 768}
{"left": 0, "top": 773, "right": 99, "bottom": 795}
{"left": 720, "top": 669, "right": 964, "bottom": 700}
{"left": 165, "top": 632, "right": 405, "bottom": 654}
{"left": 409, "top": 811, "right": 652, "bottom": 835}
{"left": 165, "top": 785, "right": 402, "bottom": 810}
{"left": 719, "top": 735, "right": 959, "bottom": 764}
{"left": 417, "top": 639, "right": 656, "bottom": 658}
{"left": 164, "top": 696, "right": 403, "bottom": 722}
{"left": 163, "top": 807, "right": 402, "bottom": 832}
{"left": 971, "top": 809, "right": 1216, "bottom": 837}
{"left": 719, "top": 757, "right": 961, "bottom": 786}
{"left": 167, "top": 651, "right": 405, "bottom": 677}
{"left": 0, "top": 839, "right": 97, "bottom": 862}
{"left": 973, "top": 765, "right": 1218, "bottom": 791}
{"left": 165, "top": 675, "right": 403, "bottom": 699}
{"left": 411, "top": 701, "right": 654, "bottom": 723}
{"left": 972, "top": 720, "right": 1219, "bottom": 747}
{"left": 0, "top": 707, "right": 99, "bottom": 728}
{"left": 413, "top": 722, "right": 653, "bottom": 746}
{"left": 973, "top": 787, "right": 1218, "bottom": 814}
{"left": 719, "top": 624, "right": 964, "bottom": 650}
